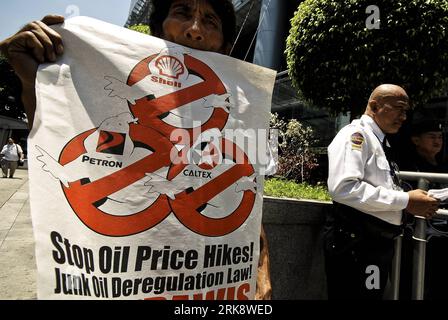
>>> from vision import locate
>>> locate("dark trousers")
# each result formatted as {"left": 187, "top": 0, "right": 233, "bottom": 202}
{"left": 1, "top": 159, "right": 18, "bottom": 178}
{"left": 324, "top": 203, "right": 399, "bottom": 300}
{"left": 399, "top": 219, "right": 448, "bottom": 300}
{"left": 425, "top": 236, "right": 448, "bottom": 299}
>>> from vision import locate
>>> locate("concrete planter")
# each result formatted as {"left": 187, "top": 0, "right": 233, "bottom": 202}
{"left": 262, "top": 196, "right": 332, "bottom": 300}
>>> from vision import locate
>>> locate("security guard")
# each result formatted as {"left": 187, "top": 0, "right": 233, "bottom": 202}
{"left": 324, "top": 84, "right": 439, "bottom": 299}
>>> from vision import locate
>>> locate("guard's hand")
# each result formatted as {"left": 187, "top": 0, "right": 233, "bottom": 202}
{"left": 0, "top": 15, "right": 65, "bottom": 87}
{"left": 406, "top": 189, "right": 440, "bottom": 219}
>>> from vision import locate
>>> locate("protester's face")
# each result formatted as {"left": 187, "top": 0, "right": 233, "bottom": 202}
{"left": 162, "top": 0, "right": 226, "bottom": 53}
{"left": 412, "top": 131, "right": 443, "bottom": 157}
{"left": 374, "top": 94, "right": 410, "bottom": 134}
{"left": 7, "top": 139, "right": 13, "bottom": 145}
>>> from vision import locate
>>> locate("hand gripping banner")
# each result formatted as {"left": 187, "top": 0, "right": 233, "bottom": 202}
{"left": 29, "top": 17, "right": 276, "bottom": 300}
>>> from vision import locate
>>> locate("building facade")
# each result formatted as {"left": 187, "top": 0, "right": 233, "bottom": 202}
{"left": 125, "top": 0, "right": 152, "bottom": 27}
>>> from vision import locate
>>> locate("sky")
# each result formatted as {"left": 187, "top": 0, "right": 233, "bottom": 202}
{"left": 0, "top": 0, "right": 132, "bottom": 40}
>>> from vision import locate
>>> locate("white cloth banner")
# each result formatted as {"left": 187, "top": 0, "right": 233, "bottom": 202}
{"left": 29, "top": 17, "right": 276, "bottom": 300}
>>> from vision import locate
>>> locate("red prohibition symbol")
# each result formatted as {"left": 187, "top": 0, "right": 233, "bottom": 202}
{"left": 59, "top": 53, "right": 256, "bottom": 237}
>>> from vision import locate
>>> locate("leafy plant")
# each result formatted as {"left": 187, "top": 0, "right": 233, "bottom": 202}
{"left": 270, "top": 113, "right": 319, "bottom": 183}
{"left": 128, "top": 24, "right": 151, "bottom": 35}
{"left": 286, "top": 0, "right": 448, "bottom": 116}
{"left": 264, "top": 178, "right": 331, "bottom": 201}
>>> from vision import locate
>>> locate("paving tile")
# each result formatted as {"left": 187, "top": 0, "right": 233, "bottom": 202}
{"left": 5, "top": 226, "right": 35, "bottom": 242}
{"left": 0, "top": 170, "right": 36, "bottom": 300}
{"left": 0, "top": 230, "right": 7, "bottom": 247}
{"left": 0, "top": 240, "right": 37, "bottom": 300}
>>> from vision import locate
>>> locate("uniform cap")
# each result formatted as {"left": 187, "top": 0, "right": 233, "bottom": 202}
{"left": 411, "top": 120, "right": 443, "bottom": 136}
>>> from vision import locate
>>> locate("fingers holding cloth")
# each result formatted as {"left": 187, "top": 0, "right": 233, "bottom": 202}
{"left": 0, "top": 15, "right": 65, "bottom": 127}
{"left": 406, "top": 189, "right": 441, "bottom": 219}
{"left": 1, "top": 15, "right": 65, "bottom": 84}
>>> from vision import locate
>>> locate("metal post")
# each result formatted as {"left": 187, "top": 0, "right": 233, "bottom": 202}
{"left": 412, "top": 178, "right": 430, "bottom": 300}
{"left": 412, "top": 217, "right": 427, "bottom": 300}
{"left": 390, "top": 234, "right": 403, "bottom": 300}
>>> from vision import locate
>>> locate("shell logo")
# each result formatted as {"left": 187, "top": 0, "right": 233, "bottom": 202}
{"left": 155, "top": 55, "right": 185, "bottom": 79}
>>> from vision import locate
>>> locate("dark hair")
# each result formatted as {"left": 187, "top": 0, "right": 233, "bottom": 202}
{"left": 149, "top": 0, "right": 236, "bottom": 48}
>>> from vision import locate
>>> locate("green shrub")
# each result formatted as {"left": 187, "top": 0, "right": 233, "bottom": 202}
{"left": 264, "top": 178, "right": 331, "bottom": 201}
{"left": 286, "top": 0, "right": 448, "bottom": 116}
{"left": 128, "top": 24, "right": 151, "bottom": 35}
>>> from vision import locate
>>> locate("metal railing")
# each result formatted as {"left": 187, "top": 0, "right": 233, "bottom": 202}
{"left": 392, "top": 171, "right": 448, "bottom": 300}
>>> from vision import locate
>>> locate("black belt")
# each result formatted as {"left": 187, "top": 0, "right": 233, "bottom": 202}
{"left": 327, "top": 202, "right": 403, "bottom": 240}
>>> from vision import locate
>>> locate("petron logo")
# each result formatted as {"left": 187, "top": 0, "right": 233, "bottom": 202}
{"left": 37, "top": 48, "right": 257, "bottom": 238}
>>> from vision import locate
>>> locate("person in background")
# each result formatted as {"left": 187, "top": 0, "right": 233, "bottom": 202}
{"left": 1, "top": 138, "right": 24, "bottom": 179}
{"left": 325, "top": 84, "right": 439, "bottom": 300}
{"left": 400, "top": 120, "right": 448, "bottom": 300}
{"left": 0, "top": 0, "right": 272, "bottom": 299}
{"left": 408, "top": 121, "right": 448, "bottom": 176}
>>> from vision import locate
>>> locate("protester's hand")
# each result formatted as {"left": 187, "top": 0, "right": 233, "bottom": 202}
{"left": 255, "top": 226, "right": 272, "bottom": 300}
{"left": 0, "top": 15, "right": 64, "bottom": 88}
{"left": 406, "top": 189, "right": 440, "bottom": 218}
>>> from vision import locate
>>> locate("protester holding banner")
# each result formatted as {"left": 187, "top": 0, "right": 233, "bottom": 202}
{"left": 0, "top": 0, "right": 273, "bottom": 300}
{"left": 325, "top": 84, "right": 440, "bottom": 299}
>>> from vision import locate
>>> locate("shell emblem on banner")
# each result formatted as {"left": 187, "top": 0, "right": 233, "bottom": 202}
{"left": 155, "top": 55, "right": 185, "bottom": 79}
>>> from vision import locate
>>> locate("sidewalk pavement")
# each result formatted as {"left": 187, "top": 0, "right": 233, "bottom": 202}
{"left": 0, "top": 169, "right": 37, "bottom": 300}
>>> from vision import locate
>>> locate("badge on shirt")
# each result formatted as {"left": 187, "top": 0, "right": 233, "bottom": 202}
{"left": 351, "top": 132, "right": 364, "bottom": 151}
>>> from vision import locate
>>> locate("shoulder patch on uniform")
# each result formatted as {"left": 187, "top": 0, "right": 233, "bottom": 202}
{"left": 351, "top": 132, "right": 365, "bottom": 151}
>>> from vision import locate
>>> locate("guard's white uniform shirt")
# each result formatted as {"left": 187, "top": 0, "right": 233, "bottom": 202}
{"left": 327, "top": 115, "right": 409, "bottom": 225}
{"left": 1, "top": 143, "right": 23, "bottom": 162}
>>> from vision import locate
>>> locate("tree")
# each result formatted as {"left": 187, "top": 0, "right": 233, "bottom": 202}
{"left": 286, "top": 0, "right": 448, "bottom": 116}
{"left": 0, "top": 55, "right": 25, "bottom": 120}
